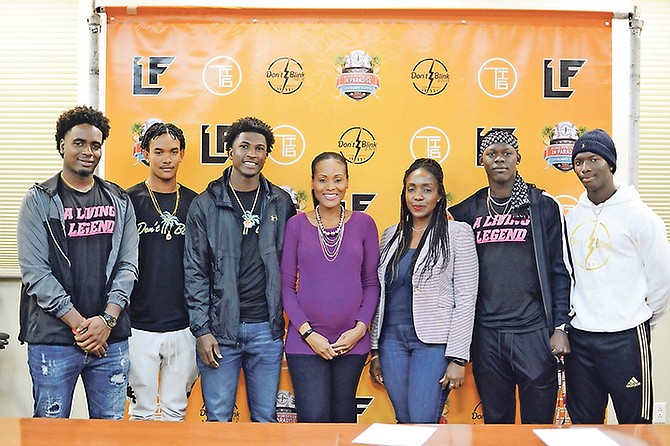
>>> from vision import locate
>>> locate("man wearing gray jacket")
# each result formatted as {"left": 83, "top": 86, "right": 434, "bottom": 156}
{"left": 18, "top": 106, "right": 138, "bottom": 419}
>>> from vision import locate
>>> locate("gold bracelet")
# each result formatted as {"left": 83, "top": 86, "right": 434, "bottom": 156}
{"left": 369, "top": 354, "right": 379, "bottom": 361}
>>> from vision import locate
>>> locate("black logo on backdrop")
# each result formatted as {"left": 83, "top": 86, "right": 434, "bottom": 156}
{"left": 266, "top": 57, "right": 305, "bottom": 94}
{"left": 411, "top": 58, "right": 450, "bottom": 96}
{"left": 200, "top": 124, "right": 230, "bottom": 164}
{"left": 355, "top": 397, "right": 374, "bottom": 417}
{"left": 543, "top": 59, "right": 586, "bottom": 99}
{"left": 351, "top": 193, "right": 377, "bottom": 212}
{"left": 338, "top": 127, "right": 377, "bottom": 164}
{"left": 132, "top": 56, "right": 175, "bottom": 96}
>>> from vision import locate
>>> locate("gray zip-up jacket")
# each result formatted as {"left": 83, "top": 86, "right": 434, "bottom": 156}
{"left": 184, "top": 167, "right": 296, "bottom": 345}
{"left": 18, "top": 173, "right": 139, "bottom": 345}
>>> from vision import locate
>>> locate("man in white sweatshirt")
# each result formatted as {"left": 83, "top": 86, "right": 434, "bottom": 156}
{"left": 565, "top": 128, "right": 670, "bottom": 424}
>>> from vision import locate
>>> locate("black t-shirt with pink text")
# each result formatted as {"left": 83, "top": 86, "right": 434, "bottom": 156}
{"left": 59, "top": 181, "right": 128, "bottom": 342}
{"left": 469, "top": 198, "right": 545, "bottom": 332}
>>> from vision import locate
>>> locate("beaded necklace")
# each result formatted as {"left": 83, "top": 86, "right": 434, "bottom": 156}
{"left": 144, "top": 180, "right": 180, "bottom": 240}
{"left": 314, "top": 205, "right": 345, "bottom": 262}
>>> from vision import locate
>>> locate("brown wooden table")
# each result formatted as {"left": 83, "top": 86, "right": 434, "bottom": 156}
{"left": 3, "top": 418, "right": 669, "bottom": 445}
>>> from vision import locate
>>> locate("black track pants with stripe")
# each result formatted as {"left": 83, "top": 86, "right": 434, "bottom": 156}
{"left": 565, "top": 321, "right": 653, "bottom": 424}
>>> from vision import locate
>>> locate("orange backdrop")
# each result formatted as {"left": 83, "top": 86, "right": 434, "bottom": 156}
{"left": 103, "top": 6, "right": 612, "bottom": 423}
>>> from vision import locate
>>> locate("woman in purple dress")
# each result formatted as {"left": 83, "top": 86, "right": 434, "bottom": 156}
{"left": 281, "top": 152, "right": 380, "bottom": 422}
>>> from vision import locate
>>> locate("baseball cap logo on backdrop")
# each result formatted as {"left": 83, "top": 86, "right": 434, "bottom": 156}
{"left": 542, "top": 121, "right": 582, "bottom": 172}
{"left": 335, "top": 50, "right": 381, "bottom": 101}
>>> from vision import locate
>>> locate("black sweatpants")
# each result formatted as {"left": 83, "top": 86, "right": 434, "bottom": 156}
{"left": 472, "top": 325, "right": 558, "bottom": 424}
{"left": 564, "top": 322, "right": 653, "bottom": 424}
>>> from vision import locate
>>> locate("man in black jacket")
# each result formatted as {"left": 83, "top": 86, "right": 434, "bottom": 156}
{"left": 184, "top": 116, "right": 295, "bottom": 422}
{"left": 450, "top": 129, "right": 571, "bottom": 424}
{"left": 17, "top": 106, "right": 138, "bottom": 419}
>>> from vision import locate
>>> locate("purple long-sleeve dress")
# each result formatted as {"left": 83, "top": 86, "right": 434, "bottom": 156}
{"left": 281, "top": 211, "right": 380, "bottom": 355}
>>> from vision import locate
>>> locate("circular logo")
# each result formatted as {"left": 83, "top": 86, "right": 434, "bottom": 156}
{"left": 266, "top": 57, "right": 305, "bottom": 94}
{"left": 338, "top": 127, "right": 377, "bottom": 164}
{"left": 477, "top": 58, "right": 518, "bottom": 98}
{"left": 410, "top": 126, "right": 450, "bottom": 164}
{"left": 202, "top": 56, "right": 242, "bottom": 96}
{"left": 269, "top": 125, "right": 306, "bottom": 166}
{"left": 570, "top": 221, "right": 611, "bottom": 271}
{"left": 411, "top": 58, "right": 450, "bottom": 96}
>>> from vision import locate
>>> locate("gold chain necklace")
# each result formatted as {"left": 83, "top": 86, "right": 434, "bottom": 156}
{"left": 144, "top": 180, "right": 180, "bottom": 240}
{"left": 229, "top": 181, "right": 261, "bottom": 235}
{"left": 60, "top": 173, "right": 94, "bottom": 193}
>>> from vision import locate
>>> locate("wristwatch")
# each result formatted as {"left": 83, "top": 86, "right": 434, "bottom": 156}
{"left": 101, "top": 313, "right": 117, "bottom": 330}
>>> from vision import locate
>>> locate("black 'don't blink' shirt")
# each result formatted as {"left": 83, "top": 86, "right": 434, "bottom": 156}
{"left": 127, "top": 182, "right": 197, "bottom": 332}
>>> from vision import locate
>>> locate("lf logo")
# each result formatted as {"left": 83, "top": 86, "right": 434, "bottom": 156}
{"left": 200, "top": 124, "right": 230, "bottom": 165}
{"left": 351, "top": 193, "right": 376, "bottom": 213}
{"left": 132, "top": 56, "right": 175, "bottom": 96}
{"left": 543, "top": 59, "right": 586, "bottom": 99}
{"left": 355, "top": 397, "right": 374, "bottom": 417}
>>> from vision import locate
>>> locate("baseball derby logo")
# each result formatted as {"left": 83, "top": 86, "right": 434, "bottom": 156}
{"left": 266, "top": 57, "right": 305, "bottom": 94}
{"left": 335, "top": 50, "right": 381, "bottom": 101}
{"left": 541, "top": 121, "right": 587, "bottom": 172}
{"left": 338, "top": 126, "right": 377, "bottom": 164}
{"left": 411, "top": 58, "right": 449, "bottom": 96}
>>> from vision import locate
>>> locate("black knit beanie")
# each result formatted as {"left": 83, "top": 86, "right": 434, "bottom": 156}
{"left": 571, "top": 129, "right": 617, "bottom": 173}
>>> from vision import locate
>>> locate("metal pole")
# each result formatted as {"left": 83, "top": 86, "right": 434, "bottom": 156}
{"left": 87, "top": 0, "right": 101, "bottom": 109}
{"left": 628, "top": 6, "right": 643, "bottom": 188}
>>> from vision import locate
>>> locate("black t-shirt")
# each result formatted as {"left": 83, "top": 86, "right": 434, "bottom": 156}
{"left": 468, "top": 196, "right": 545, "bottom": 332}
{"left": 127, "top": 182, "right": 197, "bottom": 332}
{"left": 227, "top": 184, "right": 269, "bottom": 322}
{"left": 59, "top": 180, "right": 130, "bottom": 343}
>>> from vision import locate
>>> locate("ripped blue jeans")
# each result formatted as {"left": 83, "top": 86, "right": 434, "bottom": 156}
{"left": 28, "top": 341, "right": 129, "bottom": 419}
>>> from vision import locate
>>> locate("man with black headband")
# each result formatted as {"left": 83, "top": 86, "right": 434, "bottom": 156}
{"left": 450, "top": 129, "right": 571, "bottom": 424}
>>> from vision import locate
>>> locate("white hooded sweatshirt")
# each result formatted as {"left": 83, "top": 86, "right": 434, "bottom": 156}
{"left": 566, "top": 184, "right": 670, "bottom": 331}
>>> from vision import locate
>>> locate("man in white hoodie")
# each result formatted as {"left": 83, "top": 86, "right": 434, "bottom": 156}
{"left": 566, "top": 129, "right": 670, "bottom": 424}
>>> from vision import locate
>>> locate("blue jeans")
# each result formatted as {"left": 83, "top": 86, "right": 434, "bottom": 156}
{"left": 198, "top": 322, "right": 283, "bottom": 422}
{"left": 286, "top": 353, "right": 367, "bottom": 423}
{"left": 27, "top": 341, "right": 129, "bottom": 419}
{"left": 379, "top": 324, "right": 449, "bottom": 423}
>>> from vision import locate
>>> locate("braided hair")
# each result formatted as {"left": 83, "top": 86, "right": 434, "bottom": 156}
{"left": 140, "top": 122, "right": 186, "bottom": 153}
{"left": 381, "top": 158, "right": 450, "bottom": 281}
